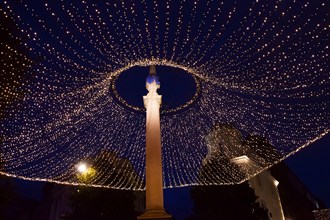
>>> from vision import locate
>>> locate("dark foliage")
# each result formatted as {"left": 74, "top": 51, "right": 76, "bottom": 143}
{"left": 188, "top": 182, "right": 269, "bottom": 220}
{"left": 188, "top": 125, "right": 270, "bottom": 220}
{"left": 63, "top": 186, "right": 137, "bottom": 220}
{"left": 63, "top": 151, "right": 141, "bottom": 220}
{"left": 0, "top": 176, "right": 17, "bottom": 220}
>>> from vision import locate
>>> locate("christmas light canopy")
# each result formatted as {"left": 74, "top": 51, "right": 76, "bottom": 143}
{"left": 0, "top": 0, "right": 329, "bottom": 190}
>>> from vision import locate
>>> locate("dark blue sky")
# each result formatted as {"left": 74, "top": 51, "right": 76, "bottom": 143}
{"left": 112, "top": 65, "right": 198, "bottom": 114}
{"left": 1, "top": 1, "right": 329, "bottom": 218}
{"left": 285, "top": 133, "right": 330, "bottom": 207}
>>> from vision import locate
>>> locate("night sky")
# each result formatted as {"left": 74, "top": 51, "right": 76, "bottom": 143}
{"left": 1, "top": 0, "right": 329, "bottom": 219}
{"left": 285, "top": 133, "right": 330, "bottom": 207}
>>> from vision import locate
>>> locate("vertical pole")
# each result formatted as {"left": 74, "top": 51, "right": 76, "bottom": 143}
{"left": 138, "top": 66, "right": 171, "bottom": 220}
{"left": 145, "top": 88, "right": 163, "bottom": 210}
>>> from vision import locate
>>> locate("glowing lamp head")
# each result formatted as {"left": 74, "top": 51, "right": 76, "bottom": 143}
{"left": 77, "top": 163, "right": 88, "bottom": 173}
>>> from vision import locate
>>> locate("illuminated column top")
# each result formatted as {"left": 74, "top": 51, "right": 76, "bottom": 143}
{"left": 143, "top": 66, "right": 162, "bottom": 117}
{"left": 145, "top": 66, "right": 161, "bottom": 96}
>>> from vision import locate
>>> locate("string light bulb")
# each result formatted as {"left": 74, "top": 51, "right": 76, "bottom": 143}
{"left": 0, "top": 0, "right": 328, "bottom": 190}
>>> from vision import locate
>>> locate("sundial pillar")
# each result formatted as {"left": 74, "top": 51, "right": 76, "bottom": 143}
{"left": 138, "top": 65, "right": 171, "bottom": 220}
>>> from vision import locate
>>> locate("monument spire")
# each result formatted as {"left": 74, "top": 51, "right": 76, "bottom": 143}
{"left": 150, "top": 65, "right": 156, "bottom": 75}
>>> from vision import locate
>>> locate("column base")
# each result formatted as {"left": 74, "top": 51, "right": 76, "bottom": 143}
{"left": 137, "top": 209, "right": 172, "bottom": 220}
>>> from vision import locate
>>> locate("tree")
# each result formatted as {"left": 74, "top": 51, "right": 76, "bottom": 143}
{"left": 0, "top": 138, "right": 17, "bottom": 220}
{"left": 63, "top": 151, "right": 143, "bottom": 220}
{"left": 188, "top": 124, "right": 269, "bottom": 220}
{"left": 243, "top": 134, "right": 282, "bottom": 167}
{"left": 188, "top": 164, "right": 268, "bottom": 220}
{"left": 63, "top": 186, "right": 136, "bottom": 220}
{"left": 0, "top": 171, "right": 17, "bottom": 220}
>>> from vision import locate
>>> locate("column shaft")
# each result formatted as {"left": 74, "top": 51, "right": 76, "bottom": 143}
{"left": 144, "top": 95, "right": 163, "bottom": 210}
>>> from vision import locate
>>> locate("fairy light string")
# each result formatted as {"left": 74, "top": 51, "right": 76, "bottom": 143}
{"left": 0, "top": 0, "right": 328, "bottom": 190}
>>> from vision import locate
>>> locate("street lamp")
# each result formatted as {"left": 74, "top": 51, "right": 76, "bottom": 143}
{"left": 77, "top": 162, "right": 88, "bottom": 174}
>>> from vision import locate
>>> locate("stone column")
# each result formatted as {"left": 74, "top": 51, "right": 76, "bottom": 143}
{"left": 138, "top": 66, "right": 171, "bottom": 220}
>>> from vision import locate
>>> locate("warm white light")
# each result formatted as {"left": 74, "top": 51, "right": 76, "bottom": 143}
{"left": 273, "top": 179, "right": 279, "bottom": 187}
{"left": 77, "top": 163, "right": 88, "bottom": 173}
{"left": 0, "top": 0, "right": 328, "bottom": 190}
{"left": 230, "top": 155, "right": 251, "bottom": 165}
